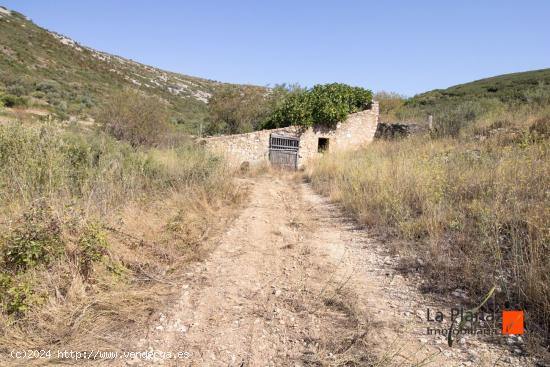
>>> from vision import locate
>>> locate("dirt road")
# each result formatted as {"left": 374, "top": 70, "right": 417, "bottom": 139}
{"left": 140, "top": 175, "right": 530, "bottom": 366}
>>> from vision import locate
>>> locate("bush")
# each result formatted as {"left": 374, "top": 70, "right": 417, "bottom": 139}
{"left": 207, "top": 85, "right": 274, "bottom": 135}
{"left": 96, "top": 89, "right": 172, "bottom": 147}
{"left": 77, "top": 223, "right": 109, "bottom": 278}
{"left": 373, "top": 91, "right": 406, "bottom": 121}
{"left": 263, "top": 88, "right": 312, "bottom": 129}
{"left": 1, "top": 94, "right": 28, "bottom": 108}
{"left": 264, "top": 83, "right": 372, "bottom": 129}
{"left": 35, "top": 79, "right": 61, "bottom": 94}
{"left": 1, "top": 201, "right": 63, "bottom": 271}
{"left": 0, "top": 273, "right": 42, "bottom": 316}
{"left": 6, "top": 84, "right": 27, "bottom": 97}
{"left": 529, "top": 115, "right": 550, "bottom": 140}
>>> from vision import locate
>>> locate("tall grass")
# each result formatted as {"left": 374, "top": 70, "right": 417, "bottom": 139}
{"left": 0, "top": 122, "right": 241, "bottom": 356}
{"left": 0, "top": 123, "right": 231, "bottom": 213}
{"left": 307, "top": 113, "right": 550, "bottom": 348}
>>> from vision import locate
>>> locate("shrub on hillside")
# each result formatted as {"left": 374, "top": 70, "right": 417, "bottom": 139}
{"left": 1, "top": 94, "right": 28, "bottom": 108}
{"left": 1, "top": 201, "right": 63, "bottom": 272}
{"left": 96, "top": 90, "right": 171, "bottom": 147}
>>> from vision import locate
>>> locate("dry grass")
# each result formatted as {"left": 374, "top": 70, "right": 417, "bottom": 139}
{"left": 306, "top": 109, "right": 550, "bottom": 355}
{"left": 0, "top": 121, "right": 245, "bottom": 361}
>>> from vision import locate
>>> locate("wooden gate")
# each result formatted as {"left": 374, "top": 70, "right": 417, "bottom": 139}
{"left": 269, "top": 134, "right": 299, "bottom": 169}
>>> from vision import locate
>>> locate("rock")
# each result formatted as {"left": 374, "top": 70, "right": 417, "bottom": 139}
{"left": 240, "top": 161, "right": 250, "bottom": 173}
{"left": 374, "top": 122, "right": 427, "bottom": 140}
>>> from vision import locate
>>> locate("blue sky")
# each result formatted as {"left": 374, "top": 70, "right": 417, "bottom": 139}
{"left": 3, "top": 0, "right": 549, "bottom": 96}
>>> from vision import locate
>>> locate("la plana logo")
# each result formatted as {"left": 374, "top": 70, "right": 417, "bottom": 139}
{"left": 502, "top": 310, "right": 524, "bottom": 335}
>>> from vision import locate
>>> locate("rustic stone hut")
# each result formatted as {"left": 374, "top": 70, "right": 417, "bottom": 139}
{"left": 204, "top": 101, "right": 379, "bottom": 169}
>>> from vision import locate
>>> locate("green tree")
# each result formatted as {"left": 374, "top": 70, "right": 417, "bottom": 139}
{"left": 264, "top": 83, "right": 372, "bottom": 129}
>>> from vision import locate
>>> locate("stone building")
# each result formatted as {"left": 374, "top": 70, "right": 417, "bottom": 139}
{"left": 204, "top": 101, "right": 379, "bottom": 169}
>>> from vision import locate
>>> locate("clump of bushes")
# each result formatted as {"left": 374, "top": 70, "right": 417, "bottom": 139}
{"left": 264, "top": 83, "right": 373, "bottom": 129}
{"left": 0, "top": 273, "right": 41, "bottom": 316}
{"left": 206, "top": 85, "right": 273, "bottom": 134}
{"left": 1, "top": 201, "right": 63, "bottom": 271}
{"left": 95, "top": 89, "right": 172, "bottom": 147}
{"left": 77, "top": 223, "right": 109, "bottom": 279}
{"left": 529, "top": 115, "right": 550, "bottom": 140}
{"left": 1, "top": 94, "right": 28, "bottom": 108}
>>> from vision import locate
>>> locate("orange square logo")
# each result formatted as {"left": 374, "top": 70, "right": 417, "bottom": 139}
{"left": 502, "top": 310, "right": 524, "bottom": 335}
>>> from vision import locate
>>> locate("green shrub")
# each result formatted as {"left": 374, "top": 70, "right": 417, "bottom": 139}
{"left": 1, "top": 201, "right": 63, "bottom": 271}
{"left": 0, "top": 272, "right": 44, "bottom": 316}
{"left": 35, "top": 79, "right": 61, "bottom": 94}
{"left": 263, "top": 88, "right": 312, "bottom": 129}
{"left": 309, "top": 84, "right": 372, "bottom": 127}
{"left": 78, "top": 223, "right": 109, "bottom": 277}
{"left": 1, "top": 94, "right": 28, "bottom": 108}
{"left": 264, "top": 83, "right": 372, "bottom": 129}
{"left": 6, "top": 84, "right": 27, "bottom": 97}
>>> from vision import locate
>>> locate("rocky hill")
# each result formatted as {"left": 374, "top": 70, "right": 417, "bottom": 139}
{"left": 0, "top": 6, "right": 260, "bottom": 132}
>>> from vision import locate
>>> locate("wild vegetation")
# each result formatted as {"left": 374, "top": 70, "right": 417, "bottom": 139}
{"left": 0, "top": 117, "right": 243, "bottom": 354}
{"left": 206, "top": 83, "right": 373, "bottom": 135}
{"left": 206, "top": 84, "right": 278, "bottom": 135}
{"left": 263, "top": 83, "right": 373, "bottom": 129}
{"left": 308, "top": 72, "right": 550, "bottom": 354}
{"left": 95, "top": 89, "right": 178, "bottom": 147}
{"left": 0, "top": 6, "right": 261, "bottom": 133}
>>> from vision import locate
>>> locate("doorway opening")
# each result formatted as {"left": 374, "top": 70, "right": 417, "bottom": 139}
{"left": 318, "top": 138, "right": 329, "bottom": 153}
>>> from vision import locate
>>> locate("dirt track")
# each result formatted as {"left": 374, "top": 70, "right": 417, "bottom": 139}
{"left": 140, "top": 175, "right": 530, "bottom": 367}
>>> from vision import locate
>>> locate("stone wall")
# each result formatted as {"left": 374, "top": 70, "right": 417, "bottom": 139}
{"left": 204, "top": 101, "right": 379, "bottom": 168}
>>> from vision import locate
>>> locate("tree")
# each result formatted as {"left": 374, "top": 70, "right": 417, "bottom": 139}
{"left": 264, "top": 83, "right": 372, "bottom": 129}
{"left": 206, "top": 85, "right": 272, "bottom": 135}
{"left": 95, "top": 90, "right": 171, "bottom": 147}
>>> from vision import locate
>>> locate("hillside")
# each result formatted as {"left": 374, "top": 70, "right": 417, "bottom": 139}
{"left": 0, "top": 6, "right": 260, "bottom": 133}
{"left": 407, "top": 68, "right": 550, "bottom": 108}
{"left": 378, "top": 68, "right": 550, "bottom": 137}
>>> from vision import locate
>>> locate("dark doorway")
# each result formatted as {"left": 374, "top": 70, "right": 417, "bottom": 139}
{"left": 318, "top": 138, "right": 329, "bottom": 152}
